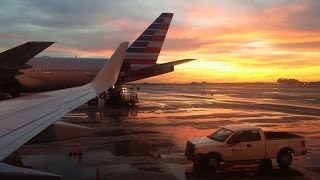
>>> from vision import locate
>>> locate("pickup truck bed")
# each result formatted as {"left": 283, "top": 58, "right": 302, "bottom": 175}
{"left": 265, "top": 131, "right": 303, "bottom": 140}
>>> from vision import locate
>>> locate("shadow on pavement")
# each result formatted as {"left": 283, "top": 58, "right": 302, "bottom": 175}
{"left": 185, "top": 164, "right": 306, "bottom": 179}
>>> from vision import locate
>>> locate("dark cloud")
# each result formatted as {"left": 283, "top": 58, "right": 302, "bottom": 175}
{"left": 288, "top": 11, "right": 320, "bottom": 30}
{"left": 0, "top": 0, "right": 176, "bottom": 53}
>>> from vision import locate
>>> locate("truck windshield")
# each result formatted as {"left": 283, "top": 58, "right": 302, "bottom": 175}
{"left": 207, "top": 128, "right": 233, "bottom": 142}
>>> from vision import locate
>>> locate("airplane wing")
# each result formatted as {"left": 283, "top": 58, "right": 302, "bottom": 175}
{"left": 0, "top": 41, "right": 54, "bottom": 86}
{"left": 0, "top": 42, "right": 128, "bottom": 179}
{"left": 121, "top": 58, "right": 196, "bottom": 82}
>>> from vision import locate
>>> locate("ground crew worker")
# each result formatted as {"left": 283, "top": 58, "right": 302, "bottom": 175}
{"left": 98, "top": 96, "right": 105, "bottom": 118}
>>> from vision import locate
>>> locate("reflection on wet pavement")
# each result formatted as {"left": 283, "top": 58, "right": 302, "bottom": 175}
{"left": 11, "top": 85, "right": 320, "bottom": 179}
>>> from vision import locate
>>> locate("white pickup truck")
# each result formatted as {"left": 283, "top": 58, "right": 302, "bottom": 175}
{"left": 185, "top": 125, "right": 306, "bottom": 170}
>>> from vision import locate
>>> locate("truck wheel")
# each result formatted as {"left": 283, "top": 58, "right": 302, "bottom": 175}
{"left": 192, "top": 155, "right": 207, "bottom": 169}
{"left": 207, "top": 154, "right": 221, "bottom": 170}
{"left": 277, "top": 151, "right": 292, "bottom": 168}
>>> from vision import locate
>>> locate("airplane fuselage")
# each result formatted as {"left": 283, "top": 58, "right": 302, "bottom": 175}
{"left": 16, "top": 57, "right": 150, "bottom": 91}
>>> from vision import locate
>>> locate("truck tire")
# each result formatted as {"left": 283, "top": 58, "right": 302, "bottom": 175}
{"left": 277, "top": 151, "right": 292, "bottom": 168}
{"left": 207, "top": 154, "right": 221, "bottom": 170}
{"left": 192, "top": 155, "right": 207, "bottom": 169}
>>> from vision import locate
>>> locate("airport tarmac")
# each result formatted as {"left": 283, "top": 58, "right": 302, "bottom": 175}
{"left": 13, "top": 84, "right": 320, "bottom": 179}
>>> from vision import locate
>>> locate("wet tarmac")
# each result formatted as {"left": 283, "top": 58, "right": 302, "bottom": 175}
{"left": 12, "top": 84, "right": 320, "bottom": 179}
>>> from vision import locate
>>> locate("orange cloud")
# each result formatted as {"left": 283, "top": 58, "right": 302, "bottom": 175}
{"left": 32, "top": 1, "right": 320, "bottom": 83}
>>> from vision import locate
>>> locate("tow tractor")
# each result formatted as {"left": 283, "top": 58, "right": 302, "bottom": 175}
{"left": 88, "top": 84, "right": 139, "bottom": 107}
{"left": 105, "top": 84, "right": 139, "bottom": 107}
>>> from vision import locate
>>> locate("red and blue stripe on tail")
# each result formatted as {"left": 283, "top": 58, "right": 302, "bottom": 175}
{"left": 124, "top": 13, "right": 173, "bottom": 64}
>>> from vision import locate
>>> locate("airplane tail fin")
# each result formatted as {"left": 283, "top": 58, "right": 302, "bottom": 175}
{"left": 124, "top": 13, "right": 173, "bottom": 64}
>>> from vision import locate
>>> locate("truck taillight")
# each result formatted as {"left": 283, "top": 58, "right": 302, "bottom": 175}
{"left": 301, "top": 140, "right": 305, "bottom": 147}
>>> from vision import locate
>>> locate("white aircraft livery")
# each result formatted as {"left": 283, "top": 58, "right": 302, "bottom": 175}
{"left": 0, "top": 42, "right": 128, "bottom": 179}
{"left": 14, "top": 13, "right": 195, "bottom": 92}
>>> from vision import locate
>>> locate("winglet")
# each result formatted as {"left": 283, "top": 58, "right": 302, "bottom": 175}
{"left": 90, "top": 42, "right": 129, "bottom": 93}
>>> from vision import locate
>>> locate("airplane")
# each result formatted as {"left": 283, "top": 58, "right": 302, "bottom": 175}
{"left": 0, "top": 41, "right": 54, "bottom": 97}
{"left": 0, "top": 42, "right": 128, "bottom": 179}
{"left": 11, "top": 13, "right": 195, "bottom": 93}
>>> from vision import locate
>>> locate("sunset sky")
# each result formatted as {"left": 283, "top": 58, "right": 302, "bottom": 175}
{"left": 1, "top": 0, "right": 320, "bottom": 83}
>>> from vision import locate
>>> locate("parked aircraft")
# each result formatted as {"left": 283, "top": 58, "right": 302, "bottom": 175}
{"left": 12, "top": 13, "right": 195, "bottom": 92}
{"left": 0, "top": 42, "right": 127, "bottom": 179}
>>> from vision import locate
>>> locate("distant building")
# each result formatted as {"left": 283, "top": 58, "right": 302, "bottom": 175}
{"left": 277, "top": 78, "right": 301, "bottom": 85}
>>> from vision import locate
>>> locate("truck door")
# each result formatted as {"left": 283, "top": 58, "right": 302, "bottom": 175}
{"left": 226, "top": 130, "right": 265, "bottom": 161}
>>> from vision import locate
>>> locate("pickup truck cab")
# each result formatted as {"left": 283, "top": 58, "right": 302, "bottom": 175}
{"left": 185, "top": 125, "right": 306, "bottom": 170}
